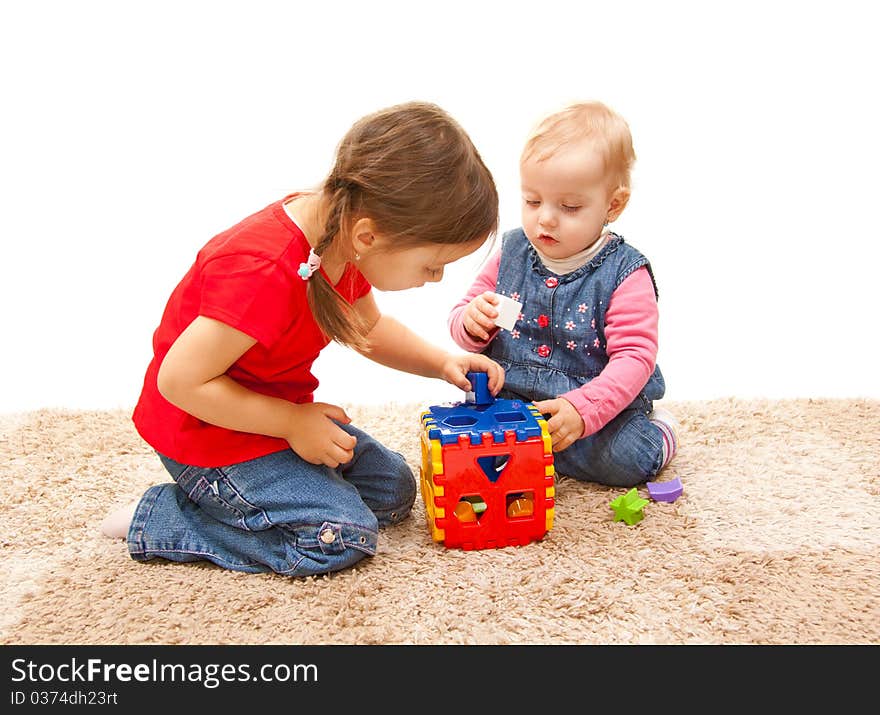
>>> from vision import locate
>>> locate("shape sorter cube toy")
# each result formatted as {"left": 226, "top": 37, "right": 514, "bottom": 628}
{"left": 419, "top": 373, "right": 555, "bottom": 550}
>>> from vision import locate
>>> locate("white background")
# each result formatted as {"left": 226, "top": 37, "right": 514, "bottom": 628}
{"left": 2, "top": 0, "right": 878, "bottom": 414}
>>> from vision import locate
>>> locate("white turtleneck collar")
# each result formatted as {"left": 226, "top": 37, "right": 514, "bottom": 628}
{"left": 533, "top": 231, "right": 610, "bottom": 276}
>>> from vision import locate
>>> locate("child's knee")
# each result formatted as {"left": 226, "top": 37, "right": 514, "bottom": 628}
{"left": 377, "top": 453, "right": 417, "bottom": 526}
{"left": 394, "top": 454, "right": 417, "bottom": 510}
{"left": 596, "top": 416, "right": 663, "bottom": 486}
{"left": 555, "top": 414, "right": 662, "bottom": 487}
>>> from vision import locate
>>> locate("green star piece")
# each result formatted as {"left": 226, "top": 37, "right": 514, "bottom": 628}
{"left": 609, "top": 487, "right": 649, "bottom": 525}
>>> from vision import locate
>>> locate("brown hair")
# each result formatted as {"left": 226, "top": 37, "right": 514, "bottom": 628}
{"left": 521, "top": 101, "right": 636, "bottom": 193}
{"left": 307, "top": 101, "right": 499, "bottom": 350}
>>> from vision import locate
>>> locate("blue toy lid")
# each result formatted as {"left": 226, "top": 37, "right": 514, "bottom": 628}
{"left": 422, "top": 398, "right": 544, "bottom": 445}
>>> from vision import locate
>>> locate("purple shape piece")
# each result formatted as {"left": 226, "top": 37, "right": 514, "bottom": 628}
{"left": 647, "top": 477, "right": 683, "bottom": 503}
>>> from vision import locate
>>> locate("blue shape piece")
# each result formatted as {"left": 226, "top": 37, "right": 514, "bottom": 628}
{"left": 647, "top": 476, "right": 683, "bottom": 503}
{"left": 465, "top": 371, "right": 494, "bottom": 406}
{"left": 424, "top": 398, "right": 542, "bottom": 446}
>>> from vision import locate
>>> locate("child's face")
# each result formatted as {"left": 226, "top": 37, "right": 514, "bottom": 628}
{"left": 520, "top": 139, "right": 619, "bottom": 259}
{"left": 357, "top": 235, "right": 488, "bottom": 291}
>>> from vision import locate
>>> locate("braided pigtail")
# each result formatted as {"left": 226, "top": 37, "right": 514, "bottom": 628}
{"left": 305, "top": 180, "right": 372, "bottom": 351}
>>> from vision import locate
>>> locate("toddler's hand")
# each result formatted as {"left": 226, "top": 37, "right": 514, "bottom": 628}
{"left": 286, "top": 402, "right": 357, "bottom": 468}
{"left": 441, "top": 353, "right": 505, "bottom": 396}
{"left": 532, "top": 397, "right": 584, "bottom": 453}
{"left": 463, "top": 291, "right": 500, "bottom": 342}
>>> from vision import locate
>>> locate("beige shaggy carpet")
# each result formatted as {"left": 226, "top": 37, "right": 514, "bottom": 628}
{"left": 1, "top": 398, "right": 878, "bottom": 645}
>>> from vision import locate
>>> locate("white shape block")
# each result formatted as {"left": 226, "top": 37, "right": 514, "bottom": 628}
{"left": 494, "top": 294, "right": 523, "bottom": 331}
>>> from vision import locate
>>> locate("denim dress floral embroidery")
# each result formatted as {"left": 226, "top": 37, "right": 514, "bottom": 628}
{"left": 485, "top": 228, "right": 667, "bottom": 486}
{"left": 488, "top": 227, "right": 664, "bottom": 404}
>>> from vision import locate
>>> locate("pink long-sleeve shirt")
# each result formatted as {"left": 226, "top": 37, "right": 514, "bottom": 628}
{"left": 448, "top": 249, "right": 659, "bottom": 438}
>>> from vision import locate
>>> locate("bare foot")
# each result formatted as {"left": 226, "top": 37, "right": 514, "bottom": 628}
{"left": 100, "top": 499, "right": 139, "bottom": 538}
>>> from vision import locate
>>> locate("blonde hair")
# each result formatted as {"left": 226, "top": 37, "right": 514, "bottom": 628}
{"left": 521, "top": 101, "right": 636, "bottom": 192}
{"left": 307, "top": 101, "right": 499, "bottom": 350}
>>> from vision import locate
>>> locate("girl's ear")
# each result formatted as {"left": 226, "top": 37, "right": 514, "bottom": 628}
{"left": 350, "top": 217, "right": 378, "bottom": 258}
{"left": 606, "top": 187, "right": 631, "bottom": 223}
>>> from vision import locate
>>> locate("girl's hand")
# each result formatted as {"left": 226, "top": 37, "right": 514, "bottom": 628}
{"left": 441, "top": 353, "right": 505, "bottom": 396}
{"left": 532, "top": 397, "right": 584, "bottom": 452}
{"left": 286, "top": 402, "right": 357, "bottom": 468}
{"left": 462, "top": 290, "right": 500, "bottom": 342}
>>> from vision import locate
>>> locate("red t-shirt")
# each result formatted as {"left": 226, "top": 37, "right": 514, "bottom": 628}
{"left": 132, "top": 197, "right": 372, "bottom": 467}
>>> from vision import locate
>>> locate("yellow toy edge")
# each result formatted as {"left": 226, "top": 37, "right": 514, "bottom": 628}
{"left": 528, "top": 404, "right": 554, "bottom": 456}
{"left": 529, "top": 404, "right": 556, "bottom": 532}
{"left": 419, "top": 425, "right": 445, "bottom": 543}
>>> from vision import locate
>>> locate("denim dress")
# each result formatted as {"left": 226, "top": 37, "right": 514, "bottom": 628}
{"left": 486, "top": 228, "right": 667, "bottom": 487}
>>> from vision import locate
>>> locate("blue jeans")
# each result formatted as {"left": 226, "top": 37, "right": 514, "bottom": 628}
{"left": 500, "top": 388, "right": 665, "bottom": 488}
{"left": 127, "top": 423, "right": 416, "bottom": 577}
{"left": 552, "top": 405, "right": 665, "bottom": 487}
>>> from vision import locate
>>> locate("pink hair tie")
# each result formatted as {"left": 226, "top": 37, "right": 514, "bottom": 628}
{"left": 297, "top": 248, "right": 321, "bottom": 280}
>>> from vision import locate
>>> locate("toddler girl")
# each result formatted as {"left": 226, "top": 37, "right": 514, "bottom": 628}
{"left": 448, "top": 101, "right": 677, "bottom": 487}
{"left": 102, "top": 101, "right": 504, "bottom": 577}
